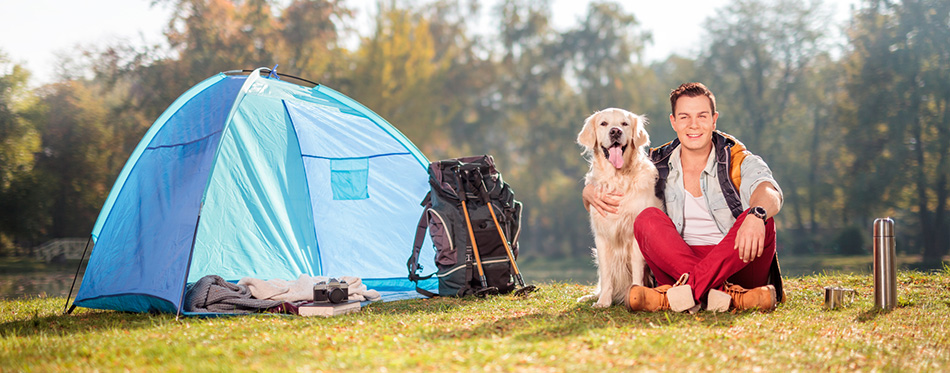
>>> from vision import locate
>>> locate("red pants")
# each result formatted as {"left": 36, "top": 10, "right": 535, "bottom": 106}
{"left": 634, "top": 207, "right": 775, "bottom": 302}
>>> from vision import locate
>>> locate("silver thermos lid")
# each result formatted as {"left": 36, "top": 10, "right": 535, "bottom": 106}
{"left": 873, "top": 217, "right": 894, "bottom": 237}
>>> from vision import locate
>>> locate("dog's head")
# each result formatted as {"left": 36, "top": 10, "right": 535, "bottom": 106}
{"left": 577, "top": 108, "right": 649, "bottom": 170}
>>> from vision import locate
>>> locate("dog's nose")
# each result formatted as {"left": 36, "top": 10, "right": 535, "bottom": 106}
{"left": 609, "top": 127, "right": 622, "bottom": 139}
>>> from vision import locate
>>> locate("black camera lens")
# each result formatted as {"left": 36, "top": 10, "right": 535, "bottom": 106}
{"left": 327, "top": 287, "right": 346, "bottom": 303}
{"left": 326, "top": 278, "right": 349, "bottom": 303}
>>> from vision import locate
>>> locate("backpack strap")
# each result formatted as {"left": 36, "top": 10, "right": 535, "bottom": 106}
{"left": 407, "top": 192, "right": 438, "bottom": 297}
{"left": 770, "top": 252, "right": 785, "bottom": 303}
{"left": 650, "top": 139, "right": 678, "bottom": 204}
{"left": 712, "top": 132, "right": 745, "bottom": 218}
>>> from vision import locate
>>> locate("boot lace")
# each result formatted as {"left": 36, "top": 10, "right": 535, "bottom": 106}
{"left": 721, "top": 281, "right": 746, "bottom": 299}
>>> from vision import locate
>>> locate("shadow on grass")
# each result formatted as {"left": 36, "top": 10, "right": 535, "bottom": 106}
{"left": 425, "top": 303, "right": 743, "bottom": 342}
{"left": 854, "top": 299, "right": 914, "bottom": 323}
{"left": 907, "top": 260, "right": 949, "bottom": 273}
{"left": 365, "top": 294, "right": 476, "bottom": 315}
{"left": 0, "top": 309, "right": 174, "bottom": 338}
{"left": 855, "top": 307, "right": 891, "bottom": 322}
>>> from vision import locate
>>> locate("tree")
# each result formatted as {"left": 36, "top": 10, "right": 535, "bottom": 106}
{"left": 561, "top": 2, "right": 650, "bottom": 111}
{"left": 0, "top": 54, "right": 43, "bottom": 253}
{"left": 345, "top": 2, "right": 453, "bottom": 156}
{"left": 0, "top": 55, "right": 40, "bottom": 194}
{"left": 417, "top": 0, "right": 498, "bottom": 160}
{"left": 698, "top": 0, "right": 839, "bottom": 253}
{"left": 33, "top": 80, "right": 128, "bottom": 238}
{"left": 480, "top": 1, "right": 656, "bottom": 258}
{"left": 277, "top": 0, "right": 353, "bottom": 83}
{"left": 165, "top": 0, "right": 280, "bottom": 81}
{"left": 841, "top": 0, "right": 950, "bottom": 261}
{"left": 701, "top": 0, "right": 832, "bottom": 147}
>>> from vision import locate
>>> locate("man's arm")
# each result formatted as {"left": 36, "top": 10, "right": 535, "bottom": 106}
{"left": 582, "top": 183, "right": 624, "bottom": 217}
{"left": 733, "top": 182, "right": 781, "bottom": 262}
{"left": 748, "top": 182, "right": 782, "bottom": 220}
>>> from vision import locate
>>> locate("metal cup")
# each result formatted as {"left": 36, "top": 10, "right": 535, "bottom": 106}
{"left": 824, "top": 286, "right": 857, "bottom": 310}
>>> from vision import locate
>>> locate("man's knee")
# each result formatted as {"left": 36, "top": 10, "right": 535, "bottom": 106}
{"left": 634, "top": 207, "right": 668, "bottom": 239}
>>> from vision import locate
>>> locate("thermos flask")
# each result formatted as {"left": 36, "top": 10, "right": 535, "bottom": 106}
{"left": 873, "top": 218, "right": 897, "bottom": 310}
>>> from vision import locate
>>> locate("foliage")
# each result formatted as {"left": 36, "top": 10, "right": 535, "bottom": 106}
{"left": 699, "top": 0, "right": 838, "bottom": 238}
{"left": 32, "top": 80, "right": 139, "bottom": 238}
{"left": 0, "top": 53, "right": 43, "bottom": 253}
{"left": 0, "top": 0, "right": 947, "bottom": 262}
{"left": 840, "top": 0, "right": 950, "bottom": 262}
{"left": 2, "top": 271, "right": 949, "bottom": 371}
{"left": 346, "top": 3, "right": 451, "bottom": 156}
{"left": 0, "top": 56, "right": 40, "bottom": 190}
{"left": 835, "top": 225, "right": 867, "bottom": 255}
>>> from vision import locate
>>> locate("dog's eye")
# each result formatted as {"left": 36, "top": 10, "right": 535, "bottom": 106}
{"left": 622, "top": 122, "right": 629, "bottom": 126}
{"left": 600, "top": 121, "right": 608, "bottom": 127}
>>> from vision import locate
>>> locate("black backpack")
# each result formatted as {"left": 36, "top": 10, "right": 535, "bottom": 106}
{"left": 407, "top": 155, "right": 524, "bottom": 297}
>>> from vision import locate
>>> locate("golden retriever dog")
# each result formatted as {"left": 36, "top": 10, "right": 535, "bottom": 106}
{"left": 576, "top": 108, "right": 662, "bottom": 308}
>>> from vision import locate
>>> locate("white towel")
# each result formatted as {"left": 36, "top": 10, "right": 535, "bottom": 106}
{"left": 238, "top": 274, "right": 381, "bottom": 302}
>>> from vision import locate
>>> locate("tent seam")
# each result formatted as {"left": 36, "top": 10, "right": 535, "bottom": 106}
{"left": 282, "top": 98, "right": 324, "bottom": 276}
{"left": 300, "top": 152, "right": 411, "bottom": 160}
{"left": 173, "top": 68, "right": 265, "bottom": 315}
{"left": 90, "top": 74, "right": 227, "bottom": 241}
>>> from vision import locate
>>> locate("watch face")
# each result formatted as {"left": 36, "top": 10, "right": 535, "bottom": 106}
{"left": 751, "top": 207, "right": 766, "bottom": 219}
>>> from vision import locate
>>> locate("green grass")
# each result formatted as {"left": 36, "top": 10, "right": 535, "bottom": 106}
{"left": 2, "top": 269, "right": 949, "bottom": 371}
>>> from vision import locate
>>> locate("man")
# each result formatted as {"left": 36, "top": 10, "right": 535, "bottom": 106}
{"left": 583, "top": 82, "right": 783, "bottom": 312}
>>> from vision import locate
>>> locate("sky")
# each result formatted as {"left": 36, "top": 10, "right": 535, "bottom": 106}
{"left": 0, "top": 0, "right": 858, "bottom": 87}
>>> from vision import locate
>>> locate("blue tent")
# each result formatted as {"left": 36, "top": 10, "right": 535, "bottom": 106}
{"left": 73, "top": 68, "right": 437, "bottom": 314}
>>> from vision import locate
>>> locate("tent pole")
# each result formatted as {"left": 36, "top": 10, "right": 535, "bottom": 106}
{"left": 176, "top": 214, "right": 203, "bottom": 320}
{"left": 63, "top": 236, "right": 93, "bottom": 315}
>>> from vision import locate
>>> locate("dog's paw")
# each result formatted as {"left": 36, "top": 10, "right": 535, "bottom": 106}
{"left": 577, "top": 294, "right": 596, "bottom": 303}
{"left": 592, "top": 301, "right": 611, "bottom": 308}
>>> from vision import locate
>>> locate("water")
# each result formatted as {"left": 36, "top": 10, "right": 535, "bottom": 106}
{"left": 0, "top": 261, "right": 85, "bottom": 300}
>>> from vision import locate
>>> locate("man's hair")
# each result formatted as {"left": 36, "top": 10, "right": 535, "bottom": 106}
{"left": 670, "top": 82, "right": 716, "bottom": 115}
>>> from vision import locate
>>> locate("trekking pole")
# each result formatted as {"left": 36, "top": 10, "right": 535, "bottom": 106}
{"left": 456, "top": 168, "right": 498, "bottom": 297}
{"left": 477, "top": 178, "right": 537, "bottom": 297}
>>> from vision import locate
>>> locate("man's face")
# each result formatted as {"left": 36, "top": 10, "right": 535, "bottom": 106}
{"left": 670, "top": 95, "right": 718, "bottom": 153}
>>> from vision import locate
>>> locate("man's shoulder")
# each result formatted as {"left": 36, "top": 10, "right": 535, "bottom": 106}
{"left": 714, "top": 130, "right": 753, "bottom": 166}
{"left": 649, "top": 138, "right": 679, "bottom": 164}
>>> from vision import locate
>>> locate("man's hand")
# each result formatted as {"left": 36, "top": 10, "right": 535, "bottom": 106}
{"left": 582, "top": 184, "right": 624, "bottom": 217}
{"left": 734, "top": 183, "right": 781, "bottom": 262}
{"left": 734, "top": 214, "right": 766, "bottom": 262}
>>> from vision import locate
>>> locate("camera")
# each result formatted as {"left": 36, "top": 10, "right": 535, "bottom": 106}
{"left": 313, "top": 278, "right": 349, "bottom": 304}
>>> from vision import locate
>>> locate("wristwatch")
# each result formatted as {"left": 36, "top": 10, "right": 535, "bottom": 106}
{"left": 748, "top": 206, "right": 767, "bottom": 222}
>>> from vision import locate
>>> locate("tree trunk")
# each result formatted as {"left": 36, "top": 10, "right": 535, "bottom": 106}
{"left": 922, "top": 96, "right": 950, "bottom": 262}
{"left": 808, "top": 109, "right": 822, "bottom": 234}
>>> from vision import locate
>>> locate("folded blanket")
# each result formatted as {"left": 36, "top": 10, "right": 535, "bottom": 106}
{"left": 238, "top": 274, "right": 381, "bottom": 302}
{"left": 185, "top": 275, "right": 283, "bottom": 313}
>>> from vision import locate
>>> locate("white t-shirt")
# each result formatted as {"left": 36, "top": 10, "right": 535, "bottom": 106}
{"left": 682, "top": 190, "right": 726, "bottom": 246}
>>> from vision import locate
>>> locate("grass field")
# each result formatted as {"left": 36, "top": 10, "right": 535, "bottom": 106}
{"left": 515, "top": 253, "right": 939, "bottom": 285}
{"left": 2, "top": 269, "right": 948, "bottom": 371}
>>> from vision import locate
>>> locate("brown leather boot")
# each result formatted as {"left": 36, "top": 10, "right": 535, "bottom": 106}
{"left": 626, "top": 273, "right": 698, "bottom": 312}
{"left": 625, "top": 285, "right": 672, "bottom": 312}
{"left": 721, "top": 283, "right": 777, "bottom": 311}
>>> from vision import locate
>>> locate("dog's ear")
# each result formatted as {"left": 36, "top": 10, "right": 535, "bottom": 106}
{"left": 633, "top": 114, "right": 650, "bottom": 148}
{"left": 577, "top": 111, "right": 598, "bottom": 149}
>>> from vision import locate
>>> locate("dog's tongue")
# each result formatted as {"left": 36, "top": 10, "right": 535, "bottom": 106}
{"left": 608, "top": 145, "right": 624, "bottom": 169}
